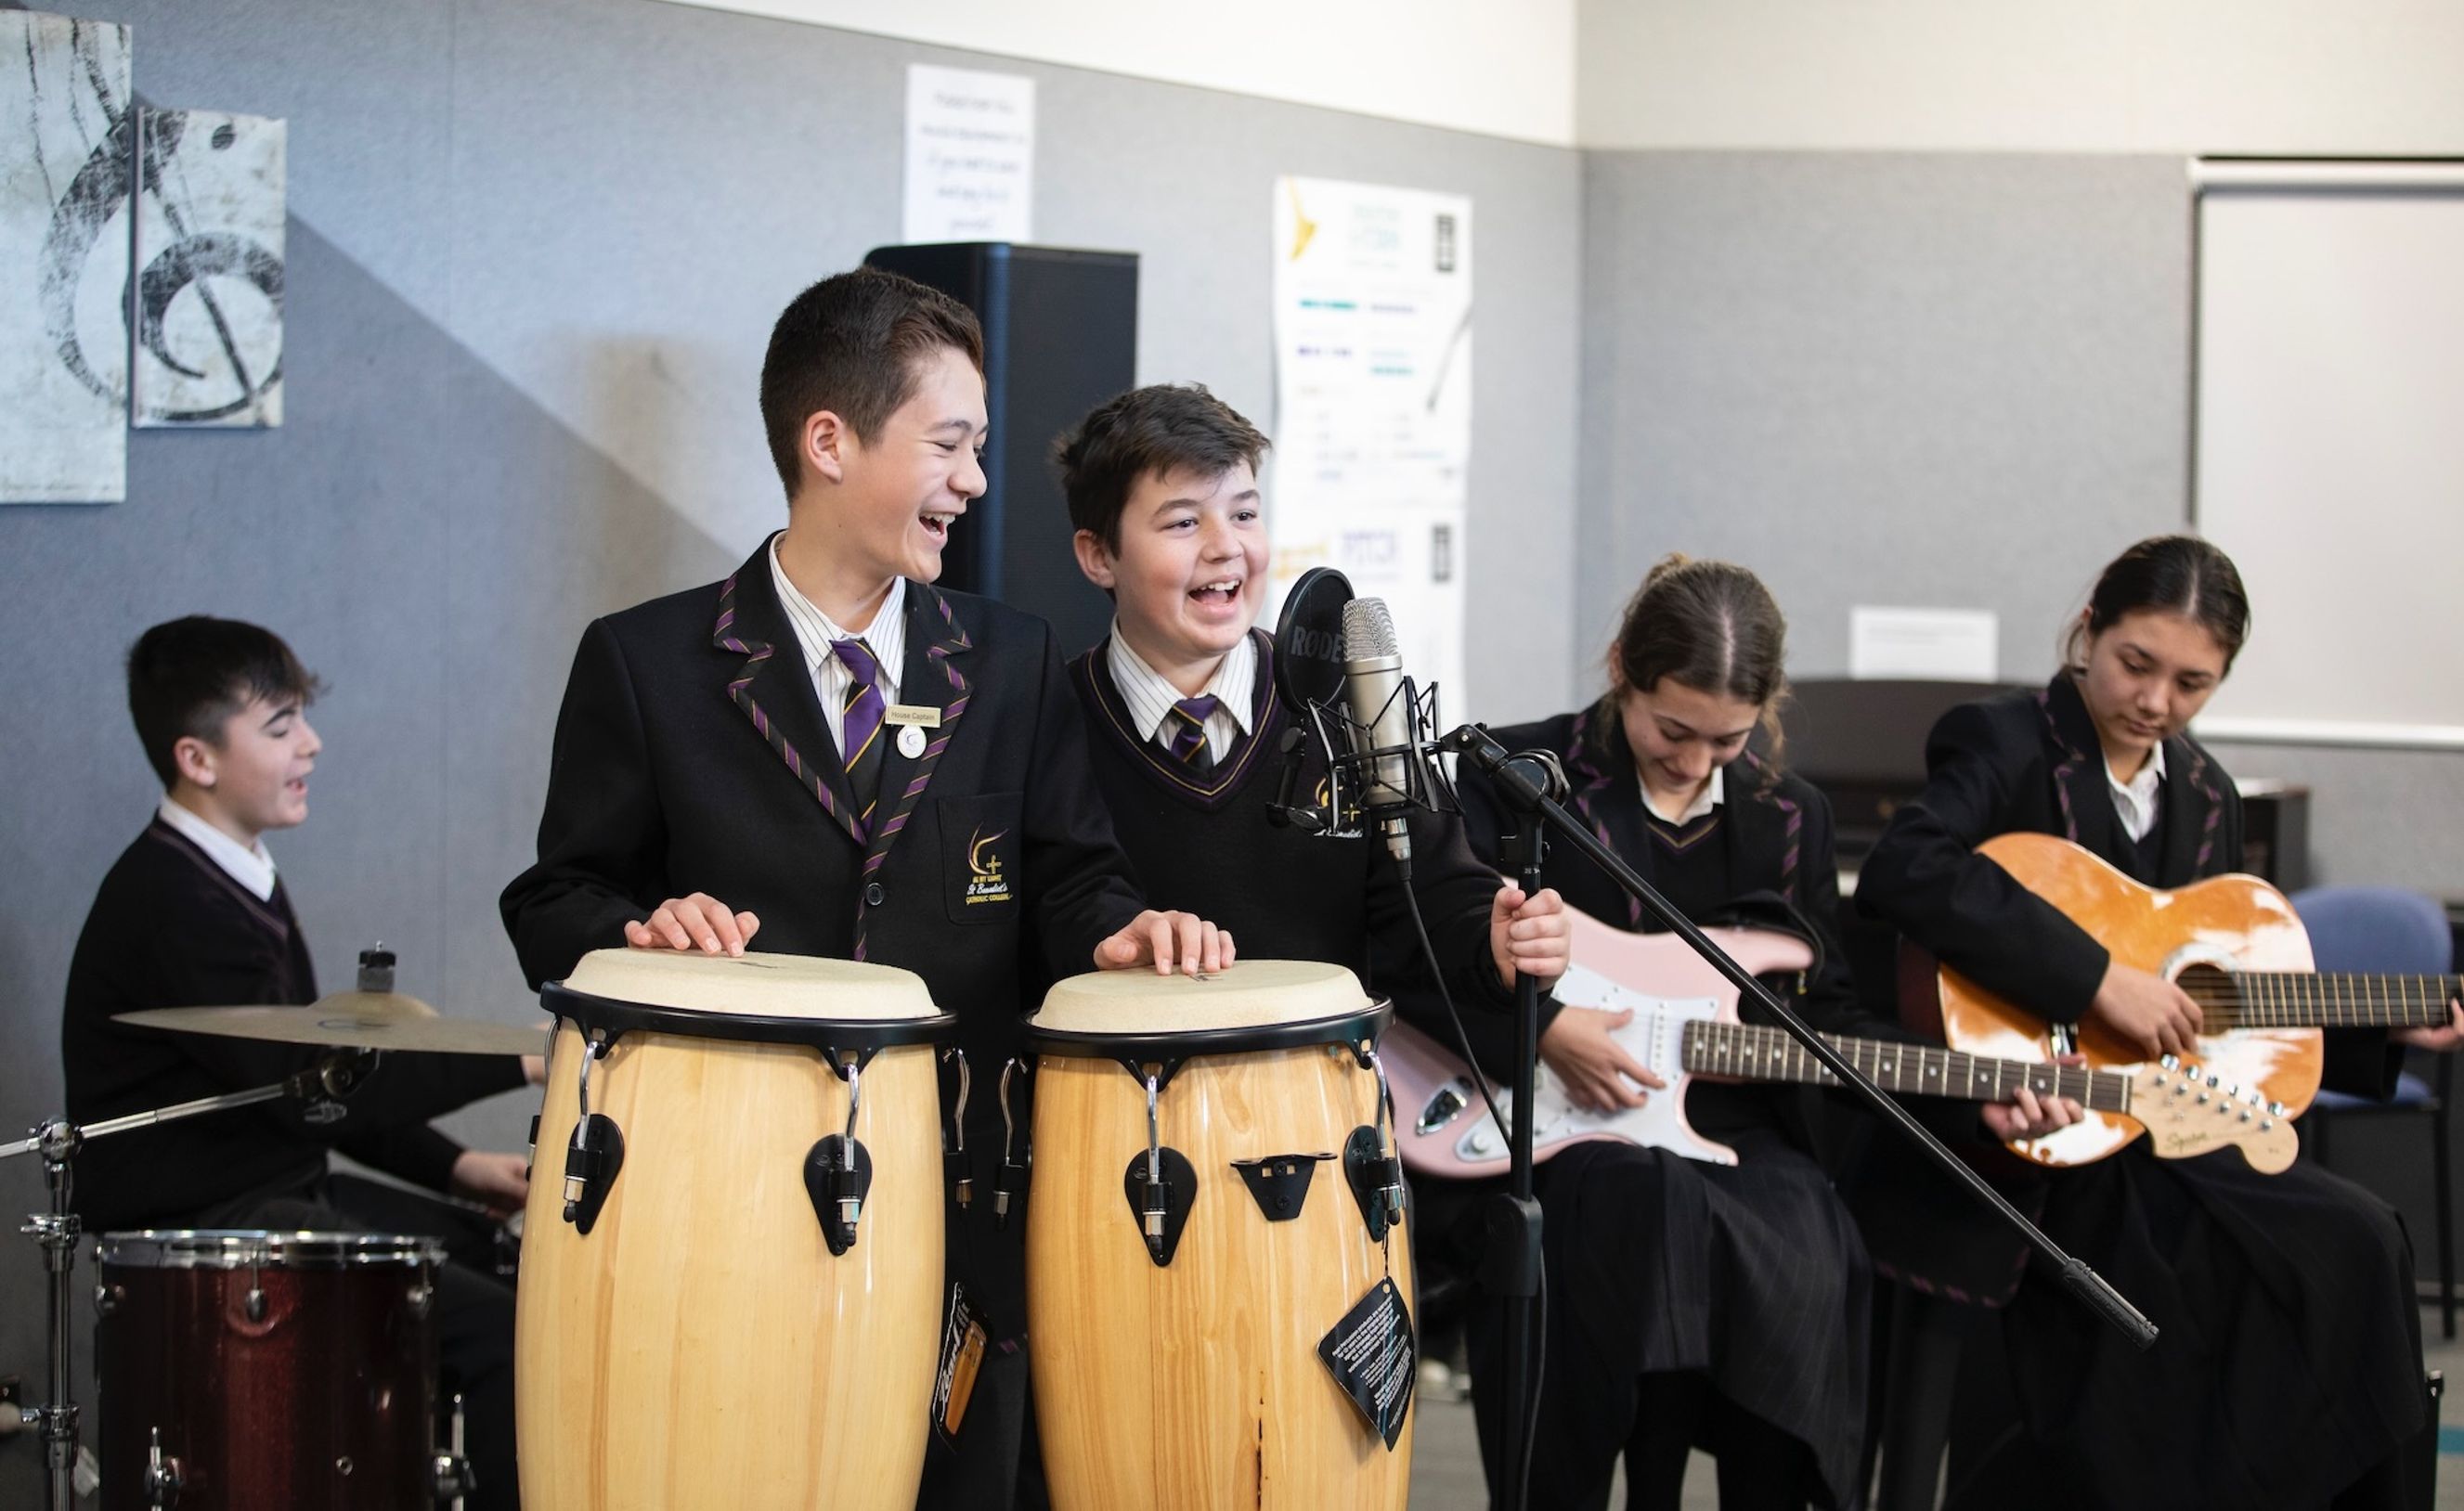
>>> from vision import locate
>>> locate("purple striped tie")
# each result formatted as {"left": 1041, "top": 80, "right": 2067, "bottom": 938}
{"left": 833, "top": 638, "right": 887, "bottom": 833}
{"left": 1167, "top": 695, "right": 1220, "bottom": 775}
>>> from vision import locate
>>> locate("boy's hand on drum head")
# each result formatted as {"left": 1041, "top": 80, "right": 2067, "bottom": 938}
{"left": 626, "top": 894, "right": 760, "bottom": 956}
{"left": 1490, "top": 884, "right": 1570, "bottom": 989}
{"left": 1098, "top": 910, "right": 1235, "bottom": 976}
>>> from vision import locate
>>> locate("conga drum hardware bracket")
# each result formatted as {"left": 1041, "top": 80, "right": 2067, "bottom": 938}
{"left": 996, "top": 1058, "right": 1032, "bottom": 1227}
{"left": 940, "top": 1048, "right": 973, "bottom": 1209}
{"left": 561, "top": 1036, "right": 627, "bottom": 1233}
{"left": 805, "top": 1057, "right": 875, "bottom": 1255}
{"left": 1120, "top": 1147, "right": 1197, "bottom": 1266}
{"left": 1231, "top": 1154, "right": 1332, "bottom": 1221}
{"left": 1343, "top": 1127, "right": 1407, "bottom": 1244}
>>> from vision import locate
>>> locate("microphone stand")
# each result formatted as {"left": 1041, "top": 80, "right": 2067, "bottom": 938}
{"left": 1, "top": 1050, "right": 378, "bottom": 1511}
{"left": 1439, "top": 723, "right": 2156, "bottom": 1511}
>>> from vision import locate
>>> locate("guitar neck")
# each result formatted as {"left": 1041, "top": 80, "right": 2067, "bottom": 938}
{"left": 2212, "top": 973, "right": 2463, "bottom": 1030}
{"left": 1680, "top": 1020, "right": 2133, "bottom": 1113}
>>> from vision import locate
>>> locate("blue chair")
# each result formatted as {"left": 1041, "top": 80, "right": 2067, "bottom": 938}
{"left": 2291, "top": 885, "right": 2457, "bottom": 1339}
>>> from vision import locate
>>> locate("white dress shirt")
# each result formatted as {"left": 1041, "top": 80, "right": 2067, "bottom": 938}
{"left": 158, "top": 795, "right": 279, "bottom": 902}
{"left": 769, "top": 536, "right": 906, "bottom": 750}
{"left": 2106, "top": 741, "right": 2167, "bottom": 844}
{"left": 1106, "top": 626, "right": 1254, "bottom": 764}
{"left": 1641, "top": 765, "right": 1725, "bottom": 826}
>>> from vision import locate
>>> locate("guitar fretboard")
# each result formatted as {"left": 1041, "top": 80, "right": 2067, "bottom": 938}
{"left": 1680, "top": 1020, "right": 2133, "bottom": 1113}
{"left": 2198, "top": 972, "right": 2462, "bottom": 1030}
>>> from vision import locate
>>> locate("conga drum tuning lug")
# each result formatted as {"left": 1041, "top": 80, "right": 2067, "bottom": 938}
{"left": 1343, "top": 1126, "right": 1407, "bottom": 1242}
{"left": 804, "top": 1135, "right": 875, "bottom": 1256}
{"left": 1120, "top": 1146, "right": 1198, "bottom": 1266}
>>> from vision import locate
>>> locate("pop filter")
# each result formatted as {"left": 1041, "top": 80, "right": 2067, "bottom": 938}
{"left": 1270, "top": 567, "right": 1354, "bottom": 717}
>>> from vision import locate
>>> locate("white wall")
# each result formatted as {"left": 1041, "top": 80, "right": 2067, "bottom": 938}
{"left": 1578, "top": 0, "right": 2464, "bottom": 152}
{"left": 658, "top": 0, "right": 1581, "bottom": 146}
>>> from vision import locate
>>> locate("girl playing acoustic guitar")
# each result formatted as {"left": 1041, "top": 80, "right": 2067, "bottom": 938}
{"left": 1857, "top": 534, "right": 2459, "bottom": 1510}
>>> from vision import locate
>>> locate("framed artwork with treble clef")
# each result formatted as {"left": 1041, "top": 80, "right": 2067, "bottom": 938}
{"left": 132, "top": 107, "right": 285, "bottom": 429}
{"left": 0, "top": 10, "right": 133, "bottom": 501}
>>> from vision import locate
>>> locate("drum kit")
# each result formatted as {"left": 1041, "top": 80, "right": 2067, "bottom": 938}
{"left": 10, "top": 949, "right": 1422, "bottom": 1510}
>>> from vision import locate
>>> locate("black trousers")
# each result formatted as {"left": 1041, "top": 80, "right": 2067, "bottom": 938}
{"left": 191, "top": 1172, "right": 519, "bottom": 1511}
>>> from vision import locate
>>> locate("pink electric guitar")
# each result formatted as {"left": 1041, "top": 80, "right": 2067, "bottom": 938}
{"left": 1383, "top": 908, "right": 2297, "bottom": 1177}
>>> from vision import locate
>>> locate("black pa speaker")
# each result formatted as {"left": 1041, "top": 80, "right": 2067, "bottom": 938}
{"left": 862, "top": 242, "right": 1137, "bottom": 659}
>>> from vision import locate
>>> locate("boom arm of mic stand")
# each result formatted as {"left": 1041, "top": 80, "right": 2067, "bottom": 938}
{"left": 1439, "top": 723, "right": 2158, "bottom": 1351}
{"left": 2, "top": 1048, "right": 385, "bottom": 1160}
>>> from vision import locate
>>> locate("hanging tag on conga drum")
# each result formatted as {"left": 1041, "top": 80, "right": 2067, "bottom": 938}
{"left": 931, "top": 1283, "right": 989, "bottom": 1443}
{"left": 1316, "top": 1276, "right": 1416, "bottom": 1451}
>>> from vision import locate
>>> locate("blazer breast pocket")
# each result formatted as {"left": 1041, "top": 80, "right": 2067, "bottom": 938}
{"left": 940, "top": 793, "right": 1024, "bottom": 924}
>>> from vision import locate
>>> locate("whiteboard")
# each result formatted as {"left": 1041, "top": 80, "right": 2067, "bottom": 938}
{"left": 2191, "top": 161, "right": 2464, "bottom": 750}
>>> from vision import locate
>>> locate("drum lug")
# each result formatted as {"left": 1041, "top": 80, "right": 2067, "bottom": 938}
{"left": 996, "top": 1059, "right": 1032, "bottom": 1228}
{"left": 1343, "top": 1126, "right": 1407, "bottom": 1243}
{"left": 432, "top": 1390, "right": 473, "bottom": 1508}
{"left": 145, "top": 1426, "right": 183, "bottom": 1508}
{"left": 1120, "top": 1147, "right": 1198, "bottom": 1266}
{"left": 941, "top": 1048, "right": 973, "bottom": 1209}
{"left": 560, "top": 1112, "right": 626, "bottom": 1234}
{"left": 1231, "top": 1154, "right": 1332, "bottom": 1222}
{"left": 804, "top": 1135, "right": 875, "bottom": 1256}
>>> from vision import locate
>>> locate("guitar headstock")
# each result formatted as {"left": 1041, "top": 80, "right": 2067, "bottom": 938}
{"left": 2124, "top": 1057, "right": 2298, "bottom": 1174}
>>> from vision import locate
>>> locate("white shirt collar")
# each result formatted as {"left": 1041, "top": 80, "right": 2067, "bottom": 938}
{"left": 769, "top": 538, "right": 905, "bottom": 750}
{"left": 1641, "top": 764, "right": 1725, "bottom": 826}
{"left": 158, "top": 796, "right": 279, "bottom": 902}
{"left": 2107, "top": 741, "right": 2167, "bottom": 843}
{"left": 1106, "top": 626, "right": 1255, "bottom": 760}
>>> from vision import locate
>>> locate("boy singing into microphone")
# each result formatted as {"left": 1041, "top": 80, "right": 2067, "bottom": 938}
{"left": 1055, "top": 382, "right": 1568, "bottom": 1040}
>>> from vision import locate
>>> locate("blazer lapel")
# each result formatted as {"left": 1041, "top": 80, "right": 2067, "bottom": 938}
{"left": 1726, "top": 754, "right": 1807, "bottom": 909}
{"left": 2156, "top": 737, "right": 2229, "bottom": 884}
{"left": 1562, "top": 707, "right": 1653, "bottom": 928}
{"left": 711, "top": 536, "right": 867, "bottom": 848}
{"left": 2036, "top": 676, "right": 2128, "bottom": 864}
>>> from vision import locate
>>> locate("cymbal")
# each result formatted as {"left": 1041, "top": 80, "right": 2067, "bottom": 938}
{"left": 116, "top": 994, "right": 549, "bottom": 1057}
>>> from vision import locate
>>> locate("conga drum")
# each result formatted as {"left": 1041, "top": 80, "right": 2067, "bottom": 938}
{"left": 1026, "top": 961, "right": 1415, "bottom": 1510}
{"left": 518, "top": 949, "right": 955, "bottom": 1510}
{"left": 94, "top": 1230, "right": 447, "bottom": 1510}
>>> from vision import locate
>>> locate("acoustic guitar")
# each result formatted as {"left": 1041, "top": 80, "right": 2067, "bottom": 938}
{"left": 1385, "top": 906, "right": 2298, "bottom": 1178}
{"left": 1913, "top": 832, "right": 2460, "bottom": 1170}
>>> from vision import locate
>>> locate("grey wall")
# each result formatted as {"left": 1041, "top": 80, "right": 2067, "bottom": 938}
{"left": 0, "top": 1, "right": 1580, "bottom": 1484}
{"left": 1577, "top": 149, "right": 2464, "bottom": 897}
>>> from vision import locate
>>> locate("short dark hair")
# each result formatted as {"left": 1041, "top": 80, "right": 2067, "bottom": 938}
{"left": 1053, "top": 384, "right": 1271, "bottom": 552}
{"left": 2066, "top": 535, "right": 2251, "bottom": 672}
{"left": 759, "top": 267, "right": 986, "bottom": 499}
{"left": 126, "top": 617, "right": 322, "bottom": 789}
{"left": 1598, "top": 553, "right": 1792, "bottom": 771}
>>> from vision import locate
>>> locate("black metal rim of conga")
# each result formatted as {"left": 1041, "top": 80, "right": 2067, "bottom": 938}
{"left": 96, "top": 1230, "right": 447, "bottom": 1269}
{"left": 1028, "top": 1001, "right": 1393, "bottom": 1088}
{"left": 540, "top": 982, "right": 960, "bottom": 1053}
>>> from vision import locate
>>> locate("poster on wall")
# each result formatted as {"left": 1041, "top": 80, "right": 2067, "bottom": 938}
{"left": 1270, "top": 175, "right": 1472, "bottom": 711}
{"left": 902, "top": 64, "right": 1034, "bottom": 244}
{"left": 0, "top": 11, "right": 133, "bottom": 501}
{"left": 133, "top": 108, "right": 286, "bottom": 428}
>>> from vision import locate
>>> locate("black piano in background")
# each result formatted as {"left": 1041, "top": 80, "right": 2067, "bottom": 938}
{"left": 1775, "top": 678, "right": 2311, "bottom": 1017}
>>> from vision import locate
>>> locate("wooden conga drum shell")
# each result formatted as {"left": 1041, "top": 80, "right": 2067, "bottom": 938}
{"left": 1027, "top": 962, "right": 1415, "bottom": 1511}
{"left": 517, "top": 951, "right": 950, "bottom": 1511}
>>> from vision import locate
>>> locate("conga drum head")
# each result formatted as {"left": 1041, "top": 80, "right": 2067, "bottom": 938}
{"left": 96, "top": 1229, "right": 445, "bottom": 1511}
{"left": 548, "top": 948, "right": 952, "bottom": 1045}
{"left": 1029, "top": 959, "right": 1387, "bottom": 1062}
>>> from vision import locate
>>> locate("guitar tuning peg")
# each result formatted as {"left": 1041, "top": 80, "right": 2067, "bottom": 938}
{"left": 2159, "top": 1053, "right": 2181, "bottom": 1069}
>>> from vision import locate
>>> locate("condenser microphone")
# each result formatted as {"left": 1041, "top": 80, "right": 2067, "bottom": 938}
{"left": 1340, "top": 597, "right": 1421, "bottom": 872}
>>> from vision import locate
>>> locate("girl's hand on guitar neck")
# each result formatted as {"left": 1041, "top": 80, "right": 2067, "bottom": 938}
{"left": 2087, "top": 962, "right": 2203, "bottom": 1059}
{"left": 1540, "top": 1005, "right": 1666, "bottom": 1113}
{"left": 2393, "top": 998, "right": 2464, "bottom": 1052}
{"left": 1981, "top": 1053, "right": 2087, "bottom": 1142}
